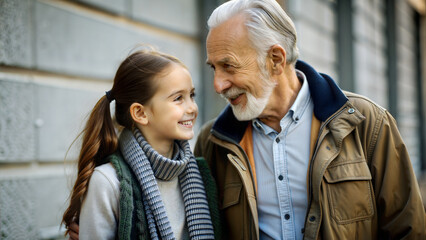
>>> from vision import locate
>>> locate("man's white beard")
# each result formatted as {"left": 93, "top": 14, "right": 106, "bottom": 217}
{"left": 221, "top": 73, "right": 275, "bottom": 121}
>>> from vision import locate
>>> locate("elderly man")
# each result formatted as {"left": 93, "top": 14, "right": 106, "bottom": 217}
{"left": 68, "top": 0, "right": 425, "bottom": 239}
{"left": 194, "top": 0, "right": 425, "bottom": 239}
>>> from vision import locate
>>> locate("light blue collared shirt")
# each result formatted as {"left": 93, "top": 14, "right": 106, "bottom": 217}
{"left": 253, "top": 70, "right": 313, "bottom": 240}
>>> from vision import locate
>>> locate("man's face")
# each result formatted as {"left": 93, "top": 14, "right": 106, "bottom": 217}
{"left": 206, "top": 14, "right": 275, "bottom": 120}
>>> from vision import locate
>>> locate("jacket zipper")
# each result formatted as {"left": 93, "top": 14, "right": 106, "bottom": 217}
{"left": 211, "top": 130, "right": 257, "bottom": 188}
{"left": 304, "top": 105, "right": 348, "bottom": 237}
{"left": 211, "top": 130, "right": 258, "bottom": 239}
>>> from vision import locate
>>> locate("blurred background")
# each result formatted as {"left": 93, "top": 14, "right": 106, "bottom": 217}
{"left": 0, "top": 0, "right": 425, "bottom": 239}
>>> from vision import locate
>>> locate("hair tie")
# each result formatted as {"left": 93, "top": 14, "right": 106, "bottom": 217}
{"left": 105, "top": 90, "right": 114, "bottom": 102}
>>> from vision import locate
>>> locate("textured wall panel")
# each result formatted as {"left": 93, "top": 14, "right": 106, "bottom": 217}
{"left": 131, "top": 0, "right": 199, "bottom": 36}
{"left": 35, "top": 1, "right": 201, "bottom": 81}
{"left": 0, "top": 173, "right": 69, "bottom": 239}
{"left": 297, "top": 20, "right": 337, "bottom": 79}
{"left": 287, "top": 0, "right": 338, "bottom": 81}
{"left": 0, "top": 0, "right": 33, "bottom": 68}
{"left": 354, "top": 41, "right": 388, "bottom": 107}
{"left": 36, "top": 83, "right": 102, "bottom": 161}
{"left": 396, "top": 0, "right": 421, "bottom": 174}
{"left": 76, "top": 0, "right": 128, "bottom": 15}
{"left": 33, "top": 175, "right": 69, "bottom": 235}
{"left": 353, "top": 0, "right": 388, "bottom": 107}
{"left": 0, "top": 179, "right": 38, "bottom": 239}
{"left": 289, "top": 0, "right": 335, "bottom": 33}
{"left": 0, "top": 77, "right": 36, "bottom": 162}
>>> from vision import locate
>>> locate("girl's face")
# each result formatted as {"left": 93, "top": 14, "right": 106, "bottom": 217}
{"left": 142, "top": 63, "right": 198, "bottom": 147}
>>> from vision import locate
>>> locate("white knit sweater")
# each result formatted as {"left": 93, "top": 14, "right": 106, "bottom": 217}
{"left": 79, "top": 162, "right": 188, "bottom": 239}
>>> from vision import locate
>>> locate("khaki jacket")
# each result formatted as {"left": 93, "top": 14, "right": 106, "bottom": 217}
{"left": 194, "top": 60, "right": 425, "bottom": 239}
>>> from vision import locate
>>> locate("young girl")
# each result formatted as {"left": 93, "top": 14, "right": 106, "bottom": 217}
{"left": 62, "top": 49, "right": 220, "bottom": 239}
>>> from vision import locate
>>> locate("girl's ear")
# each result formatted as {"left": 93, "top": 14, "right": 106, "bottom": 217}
{"left": 130, "top": 103, "right": 149, "bottom": 125}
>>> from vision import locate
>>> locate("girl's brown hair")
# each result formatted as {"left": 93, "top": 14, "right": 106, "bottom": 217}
{"left": 61, "top": 49, "right": 185, "bottom": 233}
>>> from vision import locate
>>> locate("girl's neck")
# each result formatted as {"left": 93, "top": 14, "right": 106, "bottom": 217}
{"left": 147, "top": 138, "right": 175, "bottom": 159}
{"left": 157, "top": 143, "right": 174, "bottom": 159}
{"left": 138, "top": 127, "right": 175, "bottom": 158}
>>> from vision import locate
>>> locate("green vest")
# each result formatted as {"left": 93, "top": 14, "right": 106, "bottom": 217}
{"left": 107, "top": 152, "right": 223, "bottom": 240}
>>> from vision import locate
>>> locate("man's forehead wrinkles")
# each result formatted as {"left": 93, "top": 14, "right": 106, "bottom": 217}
{"left": 210, "top": 55, "right": 239, "bottom": 65}
{"left": 207, "top": 46, "right": 237, "bottom": 59}
{"left": 207, "top": 40, "right": 234, "bottom": 50}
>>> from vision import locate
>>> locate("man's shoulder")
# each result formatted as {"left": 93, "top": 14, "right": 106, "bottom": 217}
{"left": 341, "top": 90, "right": 397, "bottom": 134}
{"left": 199, "top": 118, "right": 217, "bottom": 136}
{"left": 194, "top": 118, "right": 218, "bottom": 157}
{"left": 343, "top": 91, "right": 387, "bottom": 115}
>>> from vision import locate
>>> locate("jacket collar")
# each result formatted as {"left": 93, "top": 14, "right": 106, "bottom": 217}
{"left": 211, "top": 60, "right": 348, "bottom": 144}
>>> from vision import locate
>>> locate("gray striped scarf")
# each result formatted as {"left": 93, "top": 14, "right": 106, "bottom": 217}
{"left": 119, "top": 128, "right": 214, "bottom": 240}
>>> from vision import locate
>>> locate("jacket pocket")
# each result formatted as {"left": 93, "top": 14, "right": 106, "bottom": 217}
{"left": 222, "top": 183, "right": 242, "bottom": 209}
{"left": 324, "top": 160, "right": 374, "bottom": 224}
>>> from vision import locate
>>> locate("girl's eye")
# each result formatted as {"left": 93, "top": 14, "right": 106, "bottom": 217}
{"left": 190, "top": 92, "right": 196, "bottom": 99}
{"left": 174, "top": 95, "right": 183, "bottom": 101}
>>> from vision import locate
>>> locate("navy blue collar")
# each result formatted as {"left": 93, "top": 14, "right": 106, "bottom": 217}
{"left": 211, "top": 60, "right": 348, "bottom": 144}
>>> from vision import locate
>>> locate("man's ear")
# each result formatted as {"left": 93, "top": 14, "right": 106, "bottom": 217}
{"left": 268, "top": 44, "right": 286, "bottom": 75}
{"left": 130, "top": 103, "right": 149, "bottom": 125}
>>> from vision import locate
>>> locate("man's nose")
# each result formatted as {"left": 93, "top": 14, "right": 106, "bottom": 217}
{"left": 213, "top": 72, "right": 231, "bottom": 94}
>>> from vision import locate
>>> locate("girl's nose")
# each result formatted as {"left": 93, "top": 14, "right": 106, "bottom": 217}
{"left": 187, "top": 100, "right": 198, "bottom": 115}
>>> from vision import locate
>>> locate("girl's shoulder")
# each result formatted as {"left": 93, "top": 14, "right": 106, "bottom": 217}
{"left": 80, "top": 162, "right": 120, "bottom": 239}
{"left": 91, "top": 162, "right": 120, "bottom": 198}
{"left": 95, "top": 162, "right": 117, "bottom": 178}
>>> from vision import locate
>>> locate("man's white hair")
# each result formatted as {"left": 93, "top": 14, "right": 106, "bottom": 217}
{"left": 207, "top": 0, "right": 299, "bottom": 69}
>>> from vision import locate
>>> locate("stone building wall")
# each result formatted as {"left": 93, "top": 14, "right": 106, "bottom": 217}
{"left": 0, "top": 0, "right": 201, "bottom": 239}
{"left": 395, "top": 0, "right": 422, "bottom": 174}
{"left": 287, "top": 0, "right": 338, "bottom": 80}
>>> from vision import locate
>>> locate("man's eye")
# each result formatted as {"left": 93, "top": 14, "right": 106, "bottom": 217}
{"left": 223, "top": 63, "right": 231, "bottom": 69}
{"left": 190, "top": 92, "right": 196, "bottom": 98}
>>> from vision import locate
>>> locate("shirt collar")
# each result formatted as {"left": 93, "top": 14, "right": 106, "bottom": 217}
{"left": 252, "top": 69, "right": 311, "bottom": 135}
{"left": 289, "top": 70, "right": 310, "bottom": 122}
{"left": 252, "top": 118, "right": 275, "bottom": 135}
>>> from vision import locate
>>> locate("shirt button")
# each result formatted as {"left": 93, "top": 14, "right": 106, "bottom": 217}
{"left": 309, "top": 216, "right": 316, "bottom": 222}
{"left": 285, "top": 214, "right": 290, "bottom": 220}
{"left": 275, "top": 138, "right": 280, "bottom": 143}
{"left": 278, "top": 175, "right": 283, "bottom": 181}
{"left": 348, "top": 108, "right": 355, "bottom": 114}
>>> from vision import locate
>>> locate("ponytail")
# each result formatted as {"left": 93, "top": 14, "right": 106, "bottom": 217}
{"left": 62, "top": 95, "right": 118, "bottom": 233}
